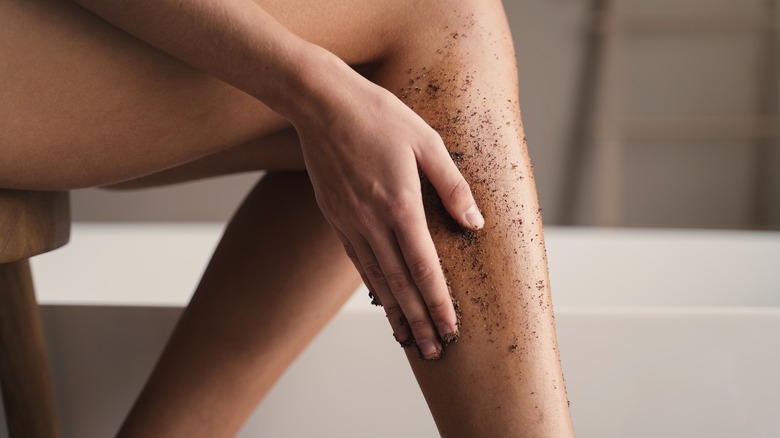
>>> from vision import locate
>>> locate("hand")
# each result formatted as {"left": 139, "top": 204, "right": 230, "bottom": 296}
{"left": 293, "top": 71, "right": 483, "bottom": 360}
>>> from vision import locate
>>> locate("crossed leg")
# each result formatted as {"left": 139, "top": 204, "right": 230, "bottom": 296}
{"left": 1, "top": 0, "right": 574, "bottom": 435}
{"left": 117, "top": 171, "right": 363, "bottom": 436}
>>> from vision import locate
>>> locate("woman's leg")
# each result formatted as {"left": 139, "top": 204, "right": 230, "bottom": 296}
{"left": 103, "top": 128, "right": 303, "bottom": 190}
{"left": 118, "top": 171, "right": 362, "bottom": 437}
{"left": 0, "top": 0, "right": 386, "bottom": 189}
{"left": 368, "top": 3, "right": 575, "bottom": 436}
{"left": 3, "top": 0, "right": 573, "bottom": 435}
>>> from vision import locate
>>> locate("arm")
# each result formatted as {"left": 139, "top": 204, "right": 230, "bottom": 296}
{"left": 72, "top": 0, "right": 483, "bottom": 358}
{"left": 73, "top": 0, "right": 326, "bottom": 119}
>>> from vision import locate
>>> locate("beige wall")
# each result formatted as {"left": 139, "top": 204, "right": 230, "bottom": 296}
{"left": 72, "top": 0, "right": 780, "bottom": 229}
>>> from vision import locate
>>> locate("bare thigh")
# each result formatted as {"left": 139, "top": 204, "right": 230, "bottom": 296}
{"left": 102, "top": 128, "right": 303, "bottom": 190}
{"left": 0, "top": 0, "right": 405, "bottom": 190}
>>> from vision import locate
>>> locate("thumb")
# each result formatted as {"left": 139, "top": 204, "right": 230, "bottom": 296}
{"left": 416, "top": 136, "right": 484, "bottom": 230}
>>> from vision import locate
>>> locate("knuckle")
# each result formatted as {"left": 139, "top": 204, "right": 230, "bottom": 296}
{"left": 384, "top": 303, "right": 403, "bottom": 319}
{"left": 342, "top": 242, "right": 358, "bottom": 261}
{"left": 408, "top": 260, "right": 436, "bottom": 285}
{"left": 384, "top": 193, "right": 417, "bottom": 225}
{"left": 353, "top": 205, "right": 373, "bottom": 230}
{"left": 448, "top": 177, "right": 472, "bottom": 205}
{"left": 386, "top": 271, "right": 413, "bottom": 294}
{"left": 426, "top": 130, "right": 445, "bottom": 148}
{"left": 425, "top": 299, "right": 452, "bottom": 319}
{"left": 363, "top": 263, "right": 385, "bottom": 282}
{"left": 407, "top": 316, "right": 431, "bottom": 332}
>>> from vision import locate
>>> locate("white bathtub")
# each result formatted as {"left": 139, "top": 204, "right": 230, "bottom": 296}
{"left": 1, "top": 225, "right": 778, "bottom": 437}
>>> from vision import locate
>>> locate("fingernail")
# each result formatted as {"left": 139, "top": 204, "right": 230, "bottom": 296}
{"left": 465, "top": 204, "right": 484, "bottom": 229}
{"left": 394, "top": 332, "right": 415, "bottom": 348}
{"left": 439, "top": 325, "right": 460, "bottom": 347}
{"left": 394, "top": 316, "right": 414, "bottom": 347}
{"left": 437, "top": 322, "right": 457, "bottom": 341}
{"left": 417, "top": 339, "right": 441, "bottom": 360}
{"left": 442, "top": 331, "right": 459, "bottom": 346}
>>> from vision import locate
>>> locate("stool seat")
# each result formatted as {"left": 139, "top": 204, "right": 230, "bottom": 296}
{"left": 0, "top": 190, "right": 70, "bottom": 263}
{"left": 1, "top": 189, "right": 70, "bottom": 438}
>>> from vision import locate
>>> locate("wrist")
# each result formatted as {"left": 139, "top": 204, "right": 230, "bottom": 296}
{"left": 279, "top": 43, "right": 370, "bottom": 130}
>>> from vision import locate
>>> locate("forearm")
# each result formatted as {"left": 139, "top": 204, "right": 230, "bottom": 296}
{"left": 72, "top": 0, "right": 344, "bottom": 121}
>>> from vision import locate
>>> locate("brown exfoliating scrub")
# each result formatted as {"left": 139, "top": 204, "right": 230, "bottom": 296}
{"left": 367, "top": 289, "right": 382, "bottom": 306}
{"left": 402, "top": 295, "right": 463, "bottom": 361}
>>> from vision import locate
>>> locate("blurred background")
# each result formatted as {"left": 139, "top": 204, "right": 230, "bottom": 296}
{"left": 6, "top": 1, "right": 777, "bottom": 437}
{"left": 69, "top": 0, "right": 780, "bottom": 229}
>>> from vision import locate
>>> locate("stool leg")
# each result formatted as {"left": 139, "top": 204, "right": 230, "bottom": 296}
{"left": 0, "top": 260, "right": 59, "bottom": 438}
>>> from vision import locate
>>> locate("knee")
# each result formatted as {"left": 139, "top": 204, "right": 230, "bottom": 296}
{"left": 390, "top": 0, "right": 514, "bottom": 71}
{"left": 407, "top": 0, "right": 507, "bottom": 40}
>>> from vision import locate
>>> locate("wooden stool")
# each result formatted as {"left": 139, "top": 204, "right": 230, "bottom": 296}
{"left": 0, "top": 190, "right": 70, "bottom": 438}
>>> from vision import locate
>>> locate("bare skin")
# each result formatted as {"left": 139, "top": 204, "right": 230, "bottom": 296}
{"left": 1, "top": 0, "right": 575, "bottom": 436}
{"left": 2, "top": 0, "right": 470, "bottom": 359}
{"left": 117, "top": 171, "right": 364, "bottom": 437}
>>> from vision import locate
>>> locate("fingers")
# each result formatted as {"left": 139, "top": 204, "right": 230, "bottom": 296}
{"left": 333, "top": 213, "right": 458, "bottom": 360}
{"left": 393, "top": 217, "right": 459, "bottom": 344}
{"left": 334, "top": 229, "right": 382, "bottom": 306}
{"left": 334, "top": 229, "right": 414, "bottom": 348}
{"left": 370, "top": 229, "right": 445, "bottom": 360}
{"left": 414, "top": 133, "right": 485, "bottom": 230}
